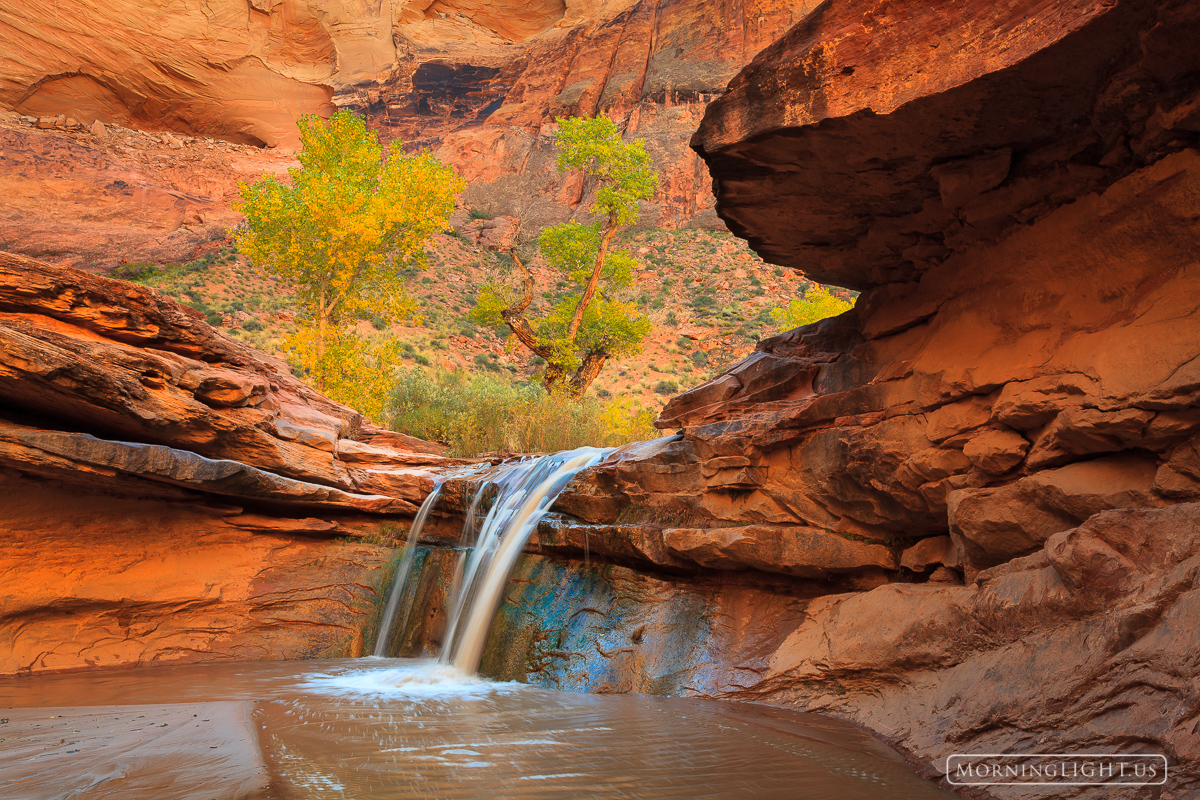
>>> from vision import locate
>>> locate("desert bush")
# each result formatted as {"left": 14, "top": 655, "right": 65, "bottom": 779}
{"left": 389, "top": 368, "right": 662, "bottom": 457}
{"left": 112, "top": 262, "right": 158, "bottom": 281}
{"left": 770, "top": 285, "right": 856, "bottom": 330}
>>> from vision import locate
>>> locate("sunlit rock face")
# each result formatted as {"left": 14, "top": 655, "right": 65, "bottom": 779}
{"left": 0, "top": 0, "right": 349, "bottom": 147}
{"left": 545, "top": 0, "right": 1200, "bottom": 791}
{"left": 0, "top": 250, "right": 452, "bottom": 674}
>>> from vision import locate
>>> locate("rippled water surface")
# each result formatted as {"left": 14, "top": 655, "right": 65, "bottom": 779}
{"left": 0, "top": 659, "right": 952, "bottom": 799}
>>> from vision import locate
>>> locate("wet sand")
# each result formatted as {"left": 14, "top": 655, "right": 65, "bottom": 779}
{"left": 0, "top": 702, "right": 270, "bottom": 799}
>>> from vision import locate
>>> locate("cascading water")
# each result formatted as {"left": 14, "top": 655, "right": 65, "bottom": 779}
{"left": 373, "top": 446, "right": 609, "bottom": 670}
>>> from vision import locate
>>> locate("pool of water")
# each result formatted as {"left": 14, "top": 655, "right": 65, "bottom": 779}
{"left": 0, "top": 659, "right": 952, "bottom": 799}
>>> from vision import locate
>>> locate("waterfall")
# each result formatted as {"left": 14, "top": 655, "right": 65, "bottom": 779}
{"left": 441, "top": 447, "right": 607, "bottom": 671}
{"left": 372, "top": 446, "right": 608, "bottom": 670}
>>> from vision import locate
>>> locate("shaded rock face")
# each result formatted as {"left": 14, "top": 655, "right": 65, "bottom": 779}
{"left": 0, "top": 481, "right": 391, "bottom": 675}
{"left": 0, "top": 0, "right": 351, "bottom": 147}
{"left": 692, "top": 0, "right": 1200, "bottom": 289}
{"left": 531, "top": 0, "right": 1200, "bottom": 794}
{"left": 0, "top": 250, "right": 452, "bottom": 673}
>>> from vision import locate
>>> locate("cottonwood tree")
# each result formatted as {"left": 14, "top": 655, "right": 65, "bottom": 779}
{"left": 235, "top": 110, "right": 463, "bottom": 414}
{"left": 471, "top": 114, "right": 656, "bottom": 396}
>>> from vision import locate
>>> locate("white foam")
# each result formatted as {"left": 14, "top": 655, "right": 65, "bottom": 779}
{"left": 299, "top": 660, "right": 518, "bottom": 700}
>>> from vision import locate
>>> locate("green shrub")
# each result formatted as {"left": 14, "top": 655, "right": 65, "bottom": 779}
{"left": 205, "top": 312, "right": 224, "bottom": 327}
{"left": 389, "top": 368, "right": 662, "bottom": 457}
{"left": 771, "top": 285, "right": 855, "bottom": 330}
{"left": 653, "top": 379, "right": 678, "bottom": 395}
{"left": 690, "top": 350, "right": 708, "bottom": 368}
{"left": 241, "top": 319, "right": 263, "bottom": 332}
{"left": 473, "top": 353, "right": 501, "bottom": 372}
{"left": 112, "top": 262, "right": 158, "bottom": 281}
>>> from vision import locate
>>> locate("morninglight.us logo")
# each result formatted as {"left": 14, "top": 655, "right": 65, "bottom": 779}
{"left": 946, "top": 754, "right": 1168, "bottom": 786}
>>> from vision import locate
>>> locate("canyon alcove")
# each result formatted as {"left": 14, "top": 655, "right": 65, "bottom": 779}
{"left": 2, "top": 0, "right": 1199, "bottom": 798}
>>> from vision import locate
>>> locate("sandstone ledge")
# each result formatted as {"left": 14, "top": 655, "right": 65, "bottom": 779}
{"left": 0, "top": 251, "right": 454, "bottom": 674}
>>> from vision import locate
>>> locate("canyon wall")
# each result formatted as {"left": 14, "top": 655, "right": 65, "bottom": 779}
{"left": 0, "top": 249, "right": 448, "bottom": 674}
{"left": 514, "top": 0, "right": 1198, "bottom": 795}
{"left": 0, "top": 0, "right": 821, "bottom": 271}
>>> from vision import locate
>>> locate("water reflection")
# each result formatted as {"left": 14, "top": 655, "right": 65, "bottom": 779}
{"left": 0, "top": 659, "right": 953, "bottom": 799}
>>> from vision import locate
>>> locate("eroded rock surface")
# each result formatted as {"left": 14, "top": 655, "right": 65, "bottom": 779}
{"left": 0, "top": 250, "right": 449, "bottom": 673}
{"left": 0, "top": 117, "right": 292, "bottom": 269}
{"left": 536, "top": 0, "right": 1200, "bottom": 794}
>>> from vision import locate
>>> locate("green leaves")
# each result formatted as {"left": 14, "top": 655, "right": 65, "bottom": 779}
{"left": 235, "top": 109, "right": 464, "bottom": 409}
{"left": 554, "top": 114, "right": 657, "bottom": 226}
{"left": 469, "top": 284, "right": 511, "bottom": 329}
{"left": 540, "top": 222, "right": 601, "bottom": 283}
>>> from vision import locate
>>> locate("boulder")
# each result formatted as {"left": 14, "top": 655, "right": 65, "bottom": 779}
{"left": 961, "top": 427, "right": 1029, "bottom": 474}
{"left": 899, "top": 536, "right": 953, "bottom": 572}
{"left": 949, "top": 456, "right": 1162, "bottom": 567}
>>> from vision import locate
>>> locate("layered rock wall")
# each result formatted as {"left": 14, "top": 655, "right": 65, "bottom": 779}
{"left": 0, "top": 250, "right": 448, "bottom": 673}
{"left": 0, "top": 0, "right": 816, "bottom": 262}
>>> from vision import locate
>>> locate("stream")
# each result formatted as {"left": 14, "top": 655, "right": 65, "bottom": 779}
{"left": 0, "top": 658, "right": 953, "bottom": 799}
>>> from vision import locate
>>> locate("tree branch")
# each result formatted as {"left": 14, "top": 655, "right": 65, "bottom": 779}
{"left": 565, "top": 214, "right": 618, "bottom": 341}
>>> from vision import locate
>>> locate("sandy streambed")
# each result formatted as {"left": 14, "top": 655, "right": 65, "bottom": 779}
{"left": 0, "top": 701, "right": 269, "bottom": 799}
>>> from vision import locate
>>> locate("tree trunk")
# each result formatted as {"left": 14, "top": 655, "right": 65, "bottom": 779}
{"left": 507, "top": 249, "right": 535, "bottom": 316}
{"left": 568, "top": 350, "right": 608, "bottom": 397}
{"left": 566, "top": 216, "right": 618, "bottom": 341}
{"left": 316, "top": 284, "right": 327, "bottom": 391}
{"left": 500, "top": 248, "right": 565, "bottom": 392}
{"left": 543, "top": 363, "right": 567, "bottom": 393}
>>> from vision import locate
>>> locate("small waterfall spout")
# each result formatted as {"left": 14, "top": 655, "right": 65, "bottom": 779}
{"left": 371, "top": 447, "right": 608, "bottom": 669}
{"left": 441, "top": 447, "right": 607, "bottom": 672}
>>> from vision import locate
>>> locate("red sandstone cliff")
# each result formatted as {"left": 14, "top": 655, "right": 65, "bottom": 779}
{"left": 0, "top": 249, "right": 449, "bottom": 673}
{"left": 0, "top": 0, "right": 821, "bottom": 272}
